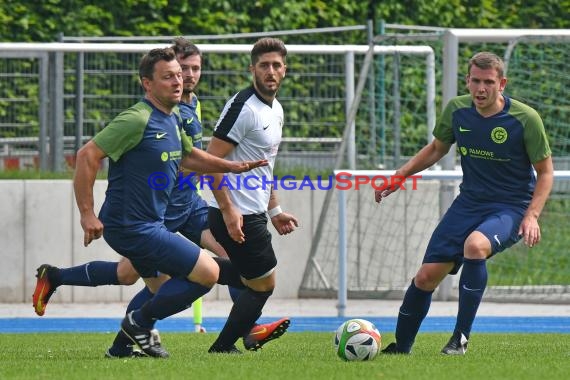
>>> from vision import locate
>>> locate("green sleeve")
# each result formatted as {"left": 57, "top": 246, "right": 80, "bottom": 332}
{"left": 433, "top": 99, "right": 457, "bottom": 144}
{"left": 522, "top": 107, "right": 552, "bottom": 163}
{"left": 196, "top": 99, "right": 202, "bottom": 122}
{"left": 433, "top": 95, "right": 472, "bottom": 144}
{"left": 92, "top": 103, "right": 150, "bottom": 162}
{"left": 181, "top": 129, "right": 193, "bottom": 154}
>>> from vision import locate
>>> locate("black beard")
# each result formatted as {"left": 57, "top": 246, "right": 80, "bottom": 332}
{"left": 254, "top": 77, "right": 278, "bottom": 98}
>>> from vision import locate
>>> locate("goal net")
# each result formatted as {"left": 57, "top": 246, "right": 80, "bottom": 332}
{"left": 299, "top": 170, "right": 570, "bottom": 305}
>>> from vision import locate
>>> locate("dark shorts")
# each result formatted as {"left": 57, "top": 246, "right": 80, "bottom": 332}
{"left": 165, "top": 195, "right": 209, "bottom": 245}
{"left": 208, "top": 207, "right": 277, "bottom": 280}
{"left": 424, "top": 193, "right": 525, "bottom": 274}
{"left": 104, "top": 222, "right": 201, "bottom": 279}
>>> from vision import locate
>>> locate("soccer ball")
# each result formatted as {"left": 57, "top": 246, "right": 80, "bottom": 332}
{"left": 334, "top": 319, "right": 381, "bottom": 361}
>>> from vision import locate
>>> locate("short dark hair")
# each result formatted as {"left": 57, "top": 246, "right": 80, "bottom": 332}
{"left": 139, "top": 47, "right": 177, "bottom": 81}
{"left": 250, "top": 37, "right": 287, "bottom": 65}
{"left": 171, "top": 37, "right": 202, "bottom": 59}
{"left": 468, "top": 52, "right": 505, "bottom": 78}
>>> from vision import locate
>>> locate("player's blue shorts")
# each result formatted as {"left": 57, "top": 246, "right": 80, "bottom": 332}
{"left": 103, "top": 222, "right": 201, "bottom": 279}
{"left": 424, "top": 193, "right": 525, "bottom": 274}
{"left": 208, "top": 207, "right": 277, "bottom": 280}
{"left": 164, "top": 192, "right": 209, "bottom": 245}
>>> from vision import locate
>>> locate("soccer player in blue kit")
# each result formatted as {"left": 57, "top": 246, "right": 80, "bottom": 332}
{"left": 72, "top": 47, "right": 266, "bottom": 358}
{"left": 375, "top": 52, "right": 553, "bottom": 355}
{"left": 32, "top": 39, "right": 238, "bottom": 314}
{"left": 33, "top": 40, "right": 228, "bottom": 315}
{"left": 34, "top": 39, "right": 269, "bottom": 358}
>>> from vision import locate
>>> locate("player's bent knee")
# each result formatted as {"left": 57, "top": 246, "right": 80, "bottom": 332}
{"left": 464, "top": 232, "right": 492, "bottom": 259}
{"left": 416, "top": 262, "right": 455, "bottom": 287}
{"left": 117, "top": 259, "right": 140, "bottom": 285}
{"left": 187, "top": 251, "right": 219, "bottom": 287}
{"left": 118, "top": 272, "right": 140, "bottom": 285}
{"left": 413, "top": 274, "right": 438, "bottom": 291}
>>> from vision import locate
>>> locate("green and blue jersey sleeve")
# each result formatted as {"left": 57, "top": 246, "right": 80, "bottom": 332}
{"left": 93, "top": 102, "right": 151, "bottom": 162}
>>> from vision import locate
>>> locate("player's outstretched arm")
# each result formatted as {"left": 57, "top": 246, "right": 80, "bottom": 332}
{"left": 375, "top": 139, "right": 451, "bottom": 203}
{"left": 181, "top": 147, "right": 267, "bottom": 174}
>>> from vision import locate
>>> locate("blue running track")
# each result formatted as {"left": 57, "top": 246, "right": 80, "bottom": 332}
{"left": 1, "top": 316, "right": 569, "bottom": 334}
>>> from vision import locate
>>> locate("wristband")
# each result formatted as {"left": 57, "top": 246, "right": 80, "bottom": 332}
{"left": 268, "top": 206, "right": 283, "bottom": 218}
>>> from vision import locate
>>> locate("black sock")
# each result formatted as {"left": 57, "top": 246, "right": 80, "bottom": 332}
{"left": 228, "top": 286, "right": 242, "bottom": 303}
{"left": 211, "top": 287, "right": 272, "bottom": 349}
{"left": 213, "top": 257, "right": 245, "bottom": 289}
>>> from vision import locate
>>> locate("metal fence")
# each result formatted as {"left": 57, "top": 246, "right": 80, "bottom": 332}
{"left": 0, "top": 40, "right": 434, "bottom": 174}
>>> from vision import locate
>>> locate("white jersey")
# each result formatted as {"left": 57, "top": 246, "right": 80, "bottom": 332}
{"left": 210, "top": 86, "right": 283, "bottom": 215}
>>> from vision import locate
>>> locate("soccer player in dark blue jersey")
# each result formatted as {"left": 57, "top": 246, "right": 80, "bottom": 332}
{"left": 32, "top": 40, "right": 234, "bottom": 318}
{"left": 376, "top": 52, "right": 553, "bottom": 355}
{"left": 72, "top": 47, "right": 266, "bottom": 358}
{"left": 33, "top": 39, "right": 254, "bottom": 357}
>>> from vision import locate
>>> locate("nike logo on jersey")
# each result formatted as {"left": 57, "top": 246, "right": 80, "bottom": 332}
{"left": 263, "top": 124, "right": 270, "bottom": 130}
{"left": 458, "top": 126, "right": 471, "bottom": 132}
{"left": 156, "top": 132, "right": 167, "bottom": 139}
{"left": 186, "top": 117, "right": 194, "bottom": 125}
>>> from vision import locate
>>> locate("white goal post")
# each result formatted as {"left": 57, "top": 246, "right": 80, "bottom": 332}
{"left": 334, "top": 170, "right": 570, "bottom": 317}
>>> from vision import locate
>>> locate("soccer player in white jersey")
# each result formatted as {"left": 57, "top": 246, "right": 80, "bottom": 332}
{"left": 206, "top": 37, "right": 299, "bottom": 353}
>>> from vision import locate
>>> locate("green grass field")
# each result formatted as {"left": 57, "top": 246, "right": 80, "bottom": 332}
{"left": 1, "top": 332, "right": 568, "bottom": 380}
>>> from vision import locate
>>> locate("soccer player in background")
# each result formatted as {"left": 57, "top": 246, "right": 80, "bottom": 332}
{"left": 375, "top": 51, "right": 553, "bottom": 355}
{"left": 71, "top": 47, "right": 266, "bottom": 358}
{"left": 206, "top": 37, "right": 299, "bottom": 354}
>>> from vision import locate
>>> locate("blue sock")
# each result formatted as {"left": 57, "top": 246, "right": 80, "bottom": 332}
{"left": 57, "top": 261, "right": 119, "bottom": 287}
{"left": 126, "top": 287, "right": 154, "bottom": 313}
{"left": 228, "top": 286, "right": 242, "bottom": 303}
{"left": 109, "top": 287, "right": 155, "bottom": 355}
{"left": 132, "top": 277, "right": 210, "bottom": 328}
{"left": 455, "top": 258, "right": 487, "bottom": 338}
{"left": 395, "top": 279, "right": 433, "bottom": 353}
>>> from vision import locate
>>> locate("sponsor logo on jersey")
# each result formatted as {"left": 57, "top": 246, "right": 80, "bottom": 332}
{"left": 491, "top": 126, "right": 508, "bottom": 144}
